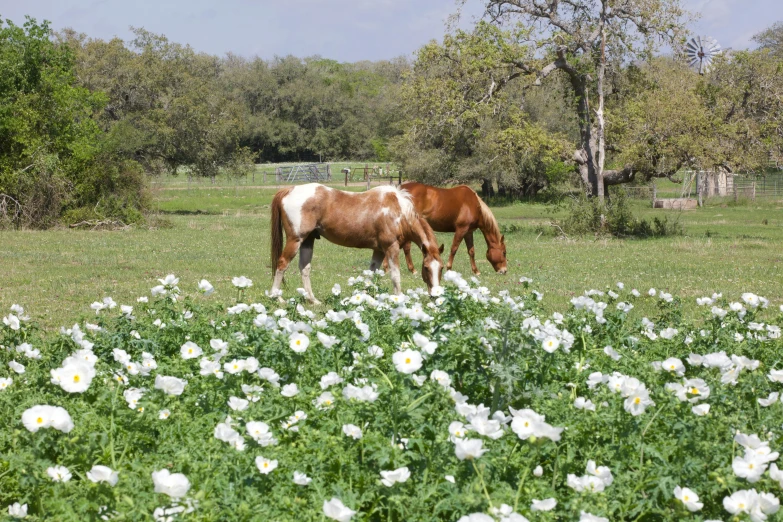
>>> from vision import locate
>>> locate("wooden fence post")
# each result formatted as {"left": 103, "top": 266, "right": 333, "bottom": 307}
{"left": 733, "top": 177, "right": 738, "bottom": 202}
{"left": 364, "top": 163, "right": 369, "bottom": 182}
{"left": 326, "top": 163, "right": 331, "bottom": 181}
{"left": 651, "top": 181, "right": 656, "bottom": 208}
{"left": 344, "top": 169, "right": 348, "bottom": 187}
{"left": 752, "top": 182, "right": 756, "bottom": 201}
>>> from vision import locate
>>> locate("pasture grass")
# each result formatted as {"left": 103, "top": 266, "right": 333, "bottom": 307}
{"left": 2, "top": 183, "right": 782, "bottom": 330}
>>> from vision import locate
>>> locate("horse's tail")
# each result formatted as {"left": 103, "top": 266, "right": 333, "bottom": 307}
{"left": 270, "top": 187, "right": 292, "bottom": 275}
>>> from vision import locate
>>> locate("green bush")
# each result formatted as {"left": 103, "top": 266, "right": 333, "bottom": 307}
{"left": 559, "top": 189, "right": 683, "bottom": 238}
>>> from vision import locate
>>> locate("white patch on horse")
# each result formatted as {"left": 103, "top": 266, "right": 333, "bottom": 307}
{"left": 282, "top": 183, "right": 319, "bottom": 236}
{"left": 430, "top": 260, "right": 441, "bottom": 289}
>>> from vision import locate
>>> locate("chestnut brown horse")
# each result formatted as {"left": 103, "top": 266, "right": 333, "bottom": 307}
{"left": 270, "top": 183, "right": 444, "bottom": 303}
{"left": 392, "top": 182, "right": 507, "bottom": 276}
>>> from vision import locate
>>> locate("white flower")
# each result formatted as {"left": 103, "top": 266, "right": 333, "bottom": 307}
{"left": 733, "top": 453, "right": 769, "bottom": 482}
{"left": 159, "top": 409, "right": 171, "bottom": 419}
{"left": 47, "top": 465, "right": 72, "bottom": 482}
{"left": 674, "top": 486, "right": 703, "bottom": 512}
{"left": 258, "top": 368, "right": 281, "bottom": 387}
{"left": 320, "top": 372, "right": 344, "bottom": 389}
{"left": 533, "top": 465, "right": 543, "bottom": 477}
{"left": 323, "top": 497, "right": 357, "bottom": 522}
{"left": 603, "top": 346, "right": 621, "bottom": 360}
{"left": 531, "top": 498, "right": 557, "bottom": 512}
{"left": 152, "top": 469, "right": 191, "bottom": 499}
{"left": 430, "top": 370, "right": 452, "bottom": 388}
{"left": 8, "top": 360, "right": 24, "bottom": 374}
{"left": 232, "top": 276, "right": 253, "bottom": 289}
{"left": 770, "top": 369, "right": 783, "bottom": 383}
{"left": 331, "top": 284, "right": 342, "bottom": 296}
{"left": 413, "top": 333, "right": 438, "bottom": 355}
{"left": 692, "top": 404, "right": 710, "bottom": 416}
{"left": 7, "top": 503, "right": 27, "bottom": 519}
{"left": 411, "top": 374, "right": 426, "bottom": 386}
{"left": 317, "top": 331, "right": 339, "bottom": 348}
{"left": 281, "top": 384, "right": 299, "bottom": 397}
{"left": 661, "top": 357, "right": 685, "bottom": 376}
{"left": 255, "top": 456, "right": 278, "bottom": 474}
{"left": 293, "top": 471, "right": 312, "bottom": 485}
{"left": 456, "top": 514, "right": 494, "bottom": 522}
{"left": 380, "top": 466, "right": 411, "bottom": 487}
{"left": 541, "top": 337, "right": 560, "bottom": 353}
{"left": 343, "top": 424, "right": 363, "bottom": 439}
{"left": 21, "top": 405, "right": 74, "bottom": 433}
{"left": 367, "top": 345, "right": 384, "bottom": 358}
{"left": 289, "top": 333, "right": 310, "bottom": 353}
{"left": 623, "top": 386, "right": 655, "bottom": 416}
{"left": 123, "top": 388, "right": 144, "bottom": 409}
{"left": 455, "top": 438, "right": 487, "bottom": 460}
{"left": 56, "top": 361, "right": 96, "bottom": 393}
{"left": 648, "top": 288, "right": 656, "bottom": 296}
{"left": 154, "top": 375, "right": 186, "bottom": 396}
{"left": 579, "top": 513, "right": 608, "bottom": 522}
{"left": 724, "top": 489, "right": 779, "bottom": 519}
{"left": 198, "top": 279, "right": 214, "bottom": 295}
{"left": 0, "top": 377, "right": 12, "bottom": 391}
{"left": 228, "top": 396, "right": 249, "bottom": 411}
{"left": 445, "top": 475, "right": 455, "bottom": 483}
{"left": 392, "top": 349, "right": 423, "bottom": 374}
{"left": 87, "top": 465, "right": 119, "bottom": 486}
{"left": 509, "top": 408, "right": 564, "bottom": 441}
{"left": 180, "top": 341, "right": 202, "bottom": 359}
{"left": 759, "top": 392, "right": 780, "bottom": 407}
{"left": 574, "top": 397, "right": 596, "bottom": 411}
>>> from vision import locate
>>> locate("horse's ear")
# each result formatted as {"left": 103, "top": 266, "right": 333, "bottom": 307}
{"left": 501, "top": 235, "right": 505, "bottom": 244}
{"left": 439, "top": 244, "right": 445, "bottom": 254}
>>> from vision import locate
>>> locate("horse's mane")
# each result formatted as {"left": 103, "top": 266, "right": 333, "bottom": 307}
{"left": 473, "top": 190, "right": 501, "bottom": 240}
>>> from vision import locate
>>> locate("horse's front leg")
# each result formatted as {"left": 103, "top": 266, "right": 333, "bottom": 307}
{"left": 446, "top": 227, "right": 468, "bottom": 271}
{"left": 402, "top": 240, "right": 417, "bottom": 274}
{"left": 385, "top": 243, "right": 402, "bottom": 295}
{"left": 271, "top": 238, "right": 302, "bottom": 303}
{"left": 464, "top": 230, "right": 480, "bottom": 275}
{"left": 299, "top": 233, "right": 320, "bottom": 305}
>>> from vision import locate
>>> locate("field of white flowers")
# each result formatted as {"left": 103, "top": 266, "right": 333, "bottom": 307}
{"left": 2, "top": 271, "right": 783, "bottom": 521}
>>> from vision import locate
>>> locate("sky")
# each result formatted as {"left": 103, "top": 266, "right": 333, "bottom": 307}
{"left": 0, "top": 0, "right": 780, "bottom": 62}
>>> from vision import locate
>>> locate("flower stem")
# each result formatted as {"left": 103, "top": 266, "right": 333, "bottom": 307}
{"left": 472, "top": 460, "right": 493, "bottom": 509}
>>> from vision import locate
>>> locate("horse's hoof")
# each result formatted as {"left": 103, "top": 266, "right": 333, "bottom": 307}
{"left": 277, "top": 297, "right": 286, "bottom": 304}
{"left": 308, "top": 298, "right": 322, "bottom": 306}
{"left": 473, "top": 271, "right": 481, "bottom": 276}
{"left": 411, "top": 270, "right": 418, "bottom": 275}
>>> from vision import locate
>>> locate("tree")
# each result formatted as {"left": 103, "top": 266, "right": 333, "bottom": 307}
{"left": 456, "top": 0, "right": 689, "bottom": 199}
{"left": 393, "top": 22, "right": 570, "bottom": 197}
{"left": 753, "top": 21, "right": 783, "bottom": 59}
{"left": 0, "top": 17, "right": 146, "bottom": 228}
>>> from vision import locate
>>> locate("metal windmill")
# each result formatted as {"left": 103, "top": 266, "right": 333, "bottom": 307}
{"left": 685, "top": 35, "right": 722, "bottom": 75}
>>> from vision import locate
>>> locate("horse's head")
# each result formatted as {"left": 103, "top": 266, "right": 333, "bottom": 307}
{"left": 414, "top": 218, "right": 444, "bottom": 294}
{"left": 486, "top": 235, "right": 507, "bottom": 274}
{"left": 420, "top": 242, "right": 445, "bottom": 295}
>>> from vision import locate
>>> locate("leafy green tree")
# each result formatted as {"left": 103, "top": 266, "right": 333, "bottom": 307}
{"left": 753, "top": 21, "right": 783, "bottom": 59}
{"left": 393, "top": 22, "right": 570, "bottom": 197}
{"left": 0, "top": 17, "right": 145, "bottom": 228}
{"left": 441, "top": 0, "right": 690, "bottom": 199}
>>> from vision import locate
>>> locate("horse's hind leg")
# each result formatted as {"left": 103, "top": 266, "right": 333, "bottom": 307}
{"left": 464, "top": 230, "right": 480, "bottom": 275}
{"left": 271, "top": 237, "right": 302, "bottom": 302}
{"left": 299, "top": 233, "right": 320, "bottom": 305}
{"left": 402, "top": 240, "right": 417, "bottom": 274}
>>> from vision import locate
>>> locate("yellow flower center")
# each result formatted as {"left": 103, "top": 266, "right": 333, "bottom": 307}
{"left": 296, "top": 340, "right": 301, "bottom": 345}
{"left": 73, "top": 375, "right": 81, "bottom": 383}
{"left": 691, "top": 388, "right": 699, "bottom": 395}
{"left": 405, "top": 358, "right": 411, "bottom": 364}
{"left": 263, "top": 462, "right": 268, "bottom": 468}
{"left": 684, "top": 496, "right": 690, "bottom": 501}
{"left": 325, "top": 400, "right": 332, "bottom": 405}
{"left": 188, "top": 349, "right": 193, "bottom": 354}
{"left": 739, "top": 503, "right": 745, "bottom": 509}
{"left": 37, "top": 417, "right": 44, "bottom": 424}
{"left": 634, "top": 397, "right": 641, "bottom": 404}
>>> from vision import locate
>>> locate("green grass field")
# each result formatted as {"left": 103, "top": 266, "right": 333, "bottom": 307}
{"left": 2, "top": 180, "right": 782, "bottom": 329}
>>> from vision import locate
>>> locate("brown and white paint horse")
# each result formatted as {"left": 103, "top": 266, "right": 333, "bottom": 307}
{"left": 394, "top": 182, "right": 507, "bottom": 276}
{"left": 270, "top": 183, "right": 444, "bottom": 303}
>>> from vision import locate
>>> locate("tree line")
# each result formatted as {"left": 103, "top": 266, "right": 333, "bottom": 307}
{"left": 1, "top": 7, "right": 782, "bottom": 227}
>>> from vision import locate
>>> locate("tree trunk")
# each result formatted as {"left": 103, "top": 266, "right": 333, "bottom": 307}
{"left": 595, "top": 26, "right": 607, "bottom": 203}
{"left": 569, "top": 75, "right": 600, "bottom": 198}
{"left": 481, "top": 178, "right": 495, "bottom": 198}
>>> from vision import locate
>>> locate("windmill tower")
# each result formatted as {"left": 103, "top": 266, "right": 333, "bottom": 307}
{"left": 685, "top": 36, "right": 722, "bottom": 75}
